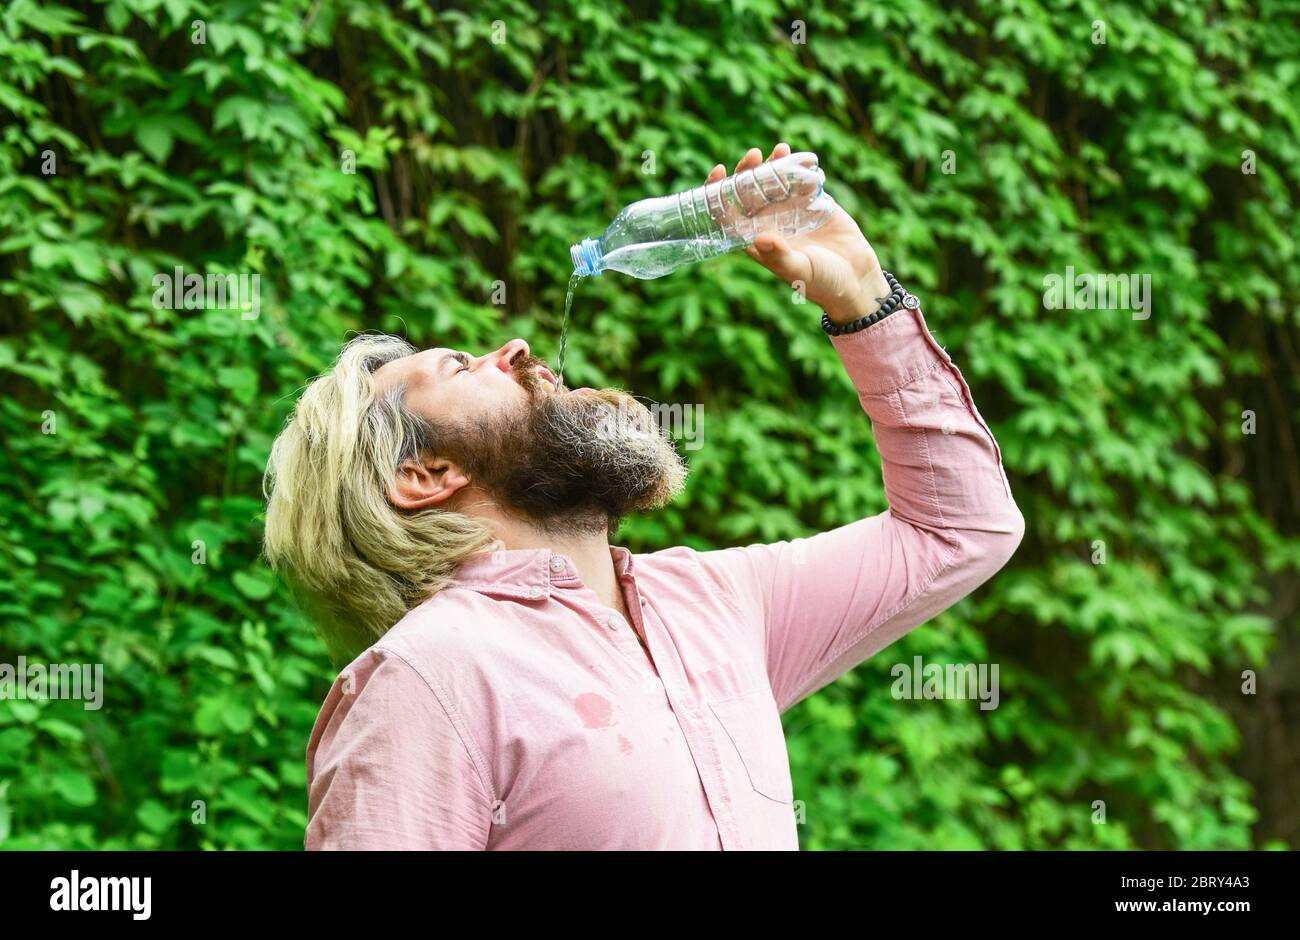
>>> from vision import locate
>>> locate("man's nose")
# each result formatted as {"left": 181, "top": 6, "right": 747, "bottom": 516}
{"left": 492, "top": 338, "right": 530, "bottom": 375}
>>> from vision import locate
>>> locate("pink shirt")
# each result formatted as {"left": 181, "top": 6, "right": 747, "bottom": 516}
{"left": 304, "top": 304, "right": 1024, "bottom": 850}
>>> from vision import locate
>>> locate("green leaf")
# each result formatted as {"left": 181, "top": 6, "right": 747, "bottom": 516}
{"left": 232, "top": 569, "right": 274, "bottom": 600}
{"left": 51, "top": 771, "right": 97, "bottom": 807}
{"left": 134, "top": 117, "right": 175, "bottom": 163}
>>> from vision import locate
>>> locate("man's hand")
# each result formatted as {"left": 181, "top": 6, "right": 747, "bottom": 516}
{"left": 706, "top": 142, "right": 891, "bottom": 325}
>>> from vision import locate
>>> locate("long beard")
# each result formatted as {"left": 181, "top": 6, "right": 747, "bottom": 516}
{"left": 438, "top": 356, "right": 688, "bottom": 534}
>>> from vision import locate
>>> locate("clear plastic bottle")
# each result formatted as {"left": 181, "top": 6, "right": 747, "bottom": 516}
{"left": 570, "top": 151, "right": 834, "bottom": 279}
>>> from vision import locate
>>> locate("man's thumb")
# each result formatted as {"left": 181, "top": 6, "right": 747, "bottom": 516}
{"left": 751, "top": 234, "right": 808, "bottom": 284}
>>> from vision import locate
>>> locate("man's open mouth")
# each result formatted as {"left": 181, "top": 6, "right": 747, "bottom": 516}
{"left": 534, "top": 364, "right": 561, "bottom": 391}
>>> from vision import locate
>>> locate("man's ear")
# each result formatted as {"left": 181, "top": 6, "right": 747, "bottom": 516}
{"left": 388, "top": 455, "right": 471, "bottom": 510}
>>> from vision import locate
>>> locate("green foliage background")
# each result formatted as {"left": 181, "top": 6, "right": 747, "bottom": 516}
{"left": 1, "top": 0, "right": 1297, "bottom": 850}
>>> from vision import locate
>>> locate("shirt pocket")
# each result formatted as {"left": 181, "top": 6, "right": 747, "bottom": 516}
{"left": 702, "top": 661, "right": 793, "bottom": 805}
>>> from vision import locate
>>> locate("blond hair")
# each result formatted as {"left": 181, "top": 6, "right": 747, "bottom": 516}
{"left": 263, "top": 334, "right": 494, "bottom": 662}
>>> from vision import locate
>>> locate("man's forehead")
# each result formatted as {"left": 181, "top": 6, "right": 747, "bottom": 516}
{"left": 373, "top": 346, "right": 451, "bottom": 391}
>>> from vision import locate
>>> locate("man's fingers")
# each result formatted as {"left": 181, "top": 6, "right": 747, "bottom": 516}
{"left": 715, "top": 143, "right": 791, "bottom": 184}
{"left": 734, "top": 147, "right": 762, "bottom": 176}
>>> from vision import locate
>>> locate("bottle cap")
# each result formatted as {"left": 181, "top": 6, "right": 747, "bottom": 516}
{"left": 570, "top": 238, "right": 602, "bottom": 277}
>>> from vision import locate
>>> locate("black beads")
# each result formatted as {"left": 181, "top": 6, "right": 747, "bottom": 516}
{"left": 821, "top": 270, "right": 917, "bottom": 336}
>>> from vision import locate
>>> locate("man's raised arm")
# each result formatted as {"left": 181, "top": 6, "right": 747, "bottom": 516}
{"left": 688, "top": 142, "right": 1023, "bottom": 714}
{"left": 694, "top": 300, "right": 1023, "bottom": 714}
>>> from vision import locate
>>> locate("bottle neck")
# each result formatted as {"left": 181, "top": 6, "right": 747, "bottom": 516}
{"left": 570, "top": 238, "right": 603, "bottom": 277}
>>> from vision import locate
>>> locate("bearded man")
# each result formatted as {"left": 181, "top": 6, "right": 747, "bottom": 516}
{"left": 263, "top": 143, "right": 1024, "bottom": 850}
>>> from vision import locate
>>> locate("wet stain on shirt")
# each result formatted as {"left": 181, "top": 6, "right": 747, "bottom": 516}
{"left": 574, "top": 692, "right": 615, "bottom": 729}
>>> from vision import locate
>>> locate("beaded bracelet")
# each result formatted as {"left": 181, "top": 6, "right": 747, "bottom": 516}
{"left": 820, "top": 270, "right": 920, "bottom": 336}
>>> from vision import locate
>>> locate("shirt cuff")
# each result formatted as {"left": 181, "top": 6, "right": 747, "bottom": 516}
{"left": 827, "top": 305, "right": 953, "bottom": 397}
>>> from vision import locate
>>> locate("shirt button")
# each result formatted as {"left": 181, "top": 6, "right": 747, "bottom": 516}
{"left": 549, "top": 557, "right": 565, "bottom": 573}
{"left": 528, "top": 585, "right": 544, "bottom": 599}
{"left": 606, "top": 614, "right": 621, "bottom": 630}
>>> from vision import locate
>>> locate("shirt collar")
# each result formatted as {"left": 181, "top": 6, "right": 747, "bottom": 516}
{"left": 451, "top": 544, "right": 636, "bottom": 599}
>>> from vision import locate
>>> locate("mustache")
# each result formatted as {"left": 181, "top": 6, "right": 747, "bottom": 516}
{"left": 510, "top": 353, "right": 551, "bottom": 395}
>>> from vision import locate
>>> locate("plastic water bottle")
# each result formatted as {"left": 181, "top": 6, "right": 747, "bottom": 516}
{"left": 569, "top": 151, "right": 835, "bottom": 279}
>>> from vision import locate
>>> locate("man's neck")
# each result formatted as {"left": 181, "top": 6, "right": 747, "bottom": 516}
{"left": 464, "top": 496, "right": 629, "bottom": 620}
